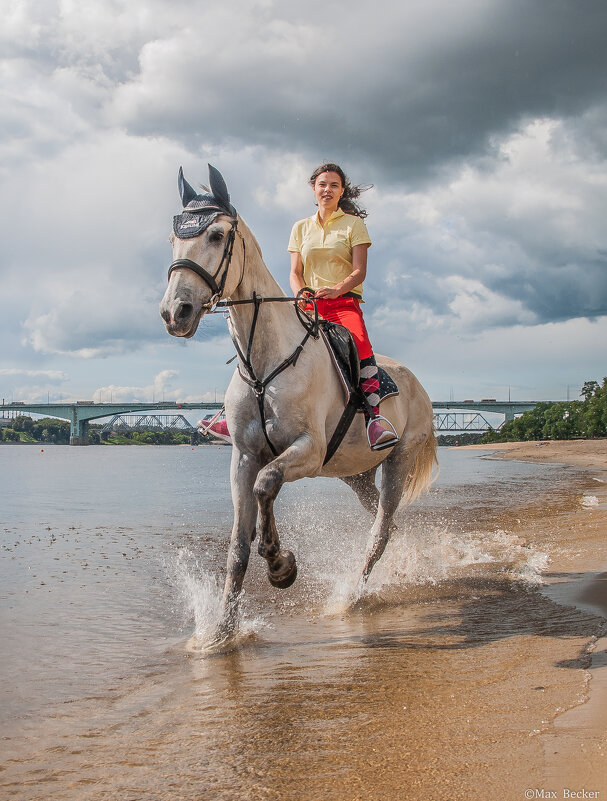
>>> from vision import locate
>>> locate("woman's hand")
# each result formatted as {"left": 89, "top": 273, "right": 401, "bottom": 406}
{"left": 314, "top": 287, "right": 342, "bottom": 300}
{"left": 295, "top": 287, "right": 316, "bottom": 309}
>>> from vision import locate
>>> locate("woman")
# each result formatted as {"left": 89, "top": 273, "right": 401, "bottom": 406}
{"left": 288, "top": 163, "right": 399, "bottom": 451}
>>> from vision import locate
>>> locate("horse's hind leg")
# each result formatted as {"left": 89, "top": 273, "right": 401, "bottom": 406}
{"left": 358, "top": 441, "right": 418, "bottom": 587}
{"left": 340, "top": 466, "right": 379, "bottom": 516}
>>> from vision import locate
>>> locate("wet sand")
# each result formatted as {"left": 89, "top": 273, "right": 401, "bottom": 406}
{"left": 463, "top": 439, "right": 607, "bottom": 793}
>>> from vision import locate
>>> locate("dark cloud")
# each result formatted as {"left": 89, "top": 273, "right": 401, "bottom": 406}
{"left": 108, "top": 0, "right": 607, "bottom": 184}
{"left": 1, "top": 0, "right": 606, "bottom": 401}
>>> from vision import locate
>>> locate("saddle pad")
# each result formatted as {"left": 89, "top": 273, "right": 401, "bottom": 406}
{"left": 373, "top": 366, "right": 399, "bottom": 407}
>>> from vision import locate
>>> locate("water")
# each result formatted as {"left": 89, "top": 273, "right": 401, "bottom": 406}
{"left": 1, "top": 445, "right": 604, "bottom": 800}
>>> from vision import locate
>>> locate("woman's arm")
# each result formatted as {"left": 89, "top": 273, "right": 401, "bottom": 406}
{"left": 289, "top": 251, "right": 307, "bottom": 295}
{"left": 314, "top": 243, "right": 369, "bottom": 299}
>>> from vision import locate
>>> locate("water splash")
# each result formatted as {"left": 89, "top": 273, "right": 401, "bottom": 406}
{"left": 384, "top": 524, "right": 549, "bottom": 587}
{"left": 169, "top": 548, "right": 267, "bottom": 654}
{"left": 324, "top": 521, "right": 551, "bottom": 614}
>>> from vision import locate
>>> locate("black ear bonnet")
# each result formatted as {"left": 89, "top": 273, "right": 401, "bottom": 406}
{"left": 173, "top": 164, "right": 237, "bottom": 239}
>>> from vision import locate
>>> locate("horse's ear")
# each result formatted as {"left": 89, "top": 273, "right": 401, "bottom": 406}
{"left": 178, "top": 167, "right": 198, "bottom": 207}
{"left": 208, "top": 164, "right": 232, "bottom": 211}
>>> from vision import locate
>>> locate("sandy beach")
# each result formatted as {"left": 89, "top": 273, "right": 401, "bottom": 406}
{"left": 463, "top": 439, "right": 607, "bottom": 794}
{"left": 464, "top": 438, "right": 607, "bottom": 472}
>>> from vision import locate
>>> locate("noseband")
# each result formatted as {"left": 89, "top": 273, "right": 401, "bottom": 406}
{"left": 167, "top": 218, "right": 242, "bottom": 307}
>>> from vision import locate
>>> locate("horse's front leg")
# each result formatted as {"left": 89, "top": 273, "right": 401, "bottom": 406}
{"left": 218, "top": 448, "right": 260, "bottom": 634}
{"left": 254, "top": 434, "right": 320, "bottom": 589}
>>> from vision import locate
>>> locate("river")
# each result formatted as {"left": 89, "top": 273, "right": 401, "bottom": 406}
{"left": 0, "top": 444, "right": 604, "bottom": 800}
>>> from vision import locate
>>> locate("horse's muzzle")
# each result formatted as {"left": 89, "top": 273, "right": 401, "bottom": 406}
{"left": 159, "top": 300, "right": 201, "bottom": 338}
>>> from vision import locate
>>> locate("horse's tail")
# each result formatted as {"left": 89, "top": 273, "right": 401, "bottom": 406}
{"left": 402, "top": 431, "right": 439, "bottom": 506}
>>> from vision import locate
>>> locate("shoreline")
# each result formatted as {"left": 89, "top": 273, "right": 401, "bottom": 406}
{"left": 462, "top": 439, "right": 607, "bottom": 792}
{"left": 460, "top": 437, "right": 607, "bottom": 472}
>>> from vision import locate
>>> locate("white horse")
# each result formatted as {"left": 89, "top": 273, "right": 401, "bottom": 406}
{"left": 160, "top": 165, "right": 437, "bottom": 640}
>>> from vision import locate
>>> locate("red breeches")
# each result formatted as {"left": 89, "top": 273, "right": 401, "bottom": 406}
{"left": 310, "top": 296, "right": 373, "bottom": 360}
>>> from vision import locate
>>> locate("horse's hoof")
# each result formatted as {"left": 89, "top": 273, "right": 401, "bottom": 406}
{"left": 267, "top": 550, "right": 297, "bottom": 589}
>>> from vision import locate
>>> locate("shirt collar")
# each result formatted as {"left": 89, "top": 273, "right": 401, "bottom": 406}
{"left": 315, "top": 208, "right": 345, "bottom": 225}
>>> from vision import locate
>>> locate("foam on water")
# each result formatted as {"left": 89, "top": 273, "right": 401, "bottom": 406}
{"left": 325, "top": 520, "right": 551, "bottom": 614}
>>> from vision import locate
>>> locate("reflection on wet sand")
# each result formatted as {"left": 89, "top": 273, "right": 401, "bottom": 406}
{"left": 3, "top": 573, "right": 604, "bottom": 800}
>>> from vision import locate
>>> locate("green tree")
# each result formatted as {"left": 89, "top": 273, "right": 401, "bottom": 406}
{"left": 13, "top": 415, "right": 34, "bottom": 433}
{"left": 542, "top": 402, "right": 584, "bottom": 440}
{"left": 581, "top": 380, "right": 600, "bottom": 401}
{"left": 581, "top": 377, "right": 607, "bottom": 437}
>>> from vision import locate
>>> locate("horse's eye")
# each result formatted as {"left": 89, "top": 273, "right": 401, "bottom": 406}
{"left": 208, "top": 228, "right": 224, "bottom": 243}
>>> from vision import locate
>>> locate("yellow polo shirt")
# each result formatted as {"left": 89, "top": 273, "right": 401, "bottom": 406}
{"left": 288, "top": 209, "right": 371, "bottom": 299}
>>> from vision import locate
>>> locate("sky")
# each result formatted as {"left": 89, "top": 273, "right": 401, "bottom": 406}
{"left": 1, "top": 0, "right": 606, "bottom": 409}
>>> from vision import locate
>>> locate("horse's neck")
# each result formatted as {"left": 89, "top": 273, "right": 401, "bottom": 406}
{"left": 228, "top": 222, "right": 305, "bottom": 374}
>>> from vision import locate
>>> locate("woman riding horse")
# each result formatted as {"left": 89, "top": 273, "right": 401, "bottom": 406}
{"left": 162, "top": 164, "right": 437, "bottom": 642}
{"left": 288, "top": 163, "right": 399, "bottom": 452}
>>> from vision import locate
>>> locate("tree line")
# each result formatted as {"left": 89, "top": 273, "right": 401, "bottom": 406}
{"left": 1, "top": 416, "right": 72, "bottom": 444}
{"left": 0, "top": 416, "right": 212, "bottom": 445}
{"left": 481, "top": 379, "right": 607, "bottom": 443}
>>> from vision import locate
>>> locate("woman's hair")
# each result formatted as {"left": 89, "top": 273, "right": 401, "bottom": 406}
{"left": 309, "top": 162, "right": 370, "bottom": 219}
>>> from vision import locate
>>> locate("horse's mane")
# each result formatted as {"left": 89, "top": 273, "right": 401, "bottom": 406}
{"left": 237, "top": 215, "right": 264, "bottom": 259}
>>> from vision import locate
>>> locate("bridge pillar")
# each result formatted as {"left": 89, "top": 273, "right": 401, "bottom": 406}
{"left": 69, "top": 416, "right": 89, "bottom": 446}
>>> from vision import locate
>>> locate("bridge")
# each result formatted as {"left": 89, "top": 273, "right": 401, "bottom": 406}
{"left": 1, "top": 398, "right": 541, "bottom": 443}
{"left": 0, "top": 401, "right": 223, "bottom": 444}
{"left": 430, "top": 400, "right": 539, "bottom": 433}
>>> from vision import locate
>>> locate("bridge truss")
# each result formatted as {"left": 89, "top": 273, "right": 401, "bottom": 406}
{"left": 100, "top": 414, "right": 196, "bottom": 433}
{"left": 100, "top": 411, "right": 496, "bottom": 435}
{"left": 432, "top": 412, "right": 496, "bottom": 433}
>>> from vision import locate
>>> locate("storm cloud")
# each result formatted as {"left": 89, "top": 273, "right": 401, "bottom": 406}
{"left": 1, "top": 0, "right": 606, "bottom": 402}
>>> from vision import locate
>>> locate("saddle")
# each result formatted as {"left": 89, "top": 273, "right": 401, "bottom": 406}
{"left": 319, "top": 320, "right": 399, "bottom": 464}
{"left": 319, "top": 320, "right": 360, "bottom": 389}
{"left": 319, "top": 320, "right": 399, "bottom": 406}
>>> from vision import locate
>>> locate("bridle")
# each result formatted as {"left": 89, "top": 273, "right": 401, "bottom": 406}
{"left": 165, "top": 216, "right": 321, "bottom": 457}
{"left": 167, "top": 218, "right": 242, "bottom": 310}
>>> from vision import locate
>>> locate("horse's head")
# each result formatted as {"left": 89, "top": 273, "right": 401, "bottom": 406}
{"left": 160, "top": 165, "right": 242, "bottom": 337}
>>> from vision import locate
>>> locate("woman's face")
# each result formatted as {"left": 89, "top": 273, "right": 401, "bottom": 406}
{"left": 313, "top": 171, "right": 344, "bottom": 213}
